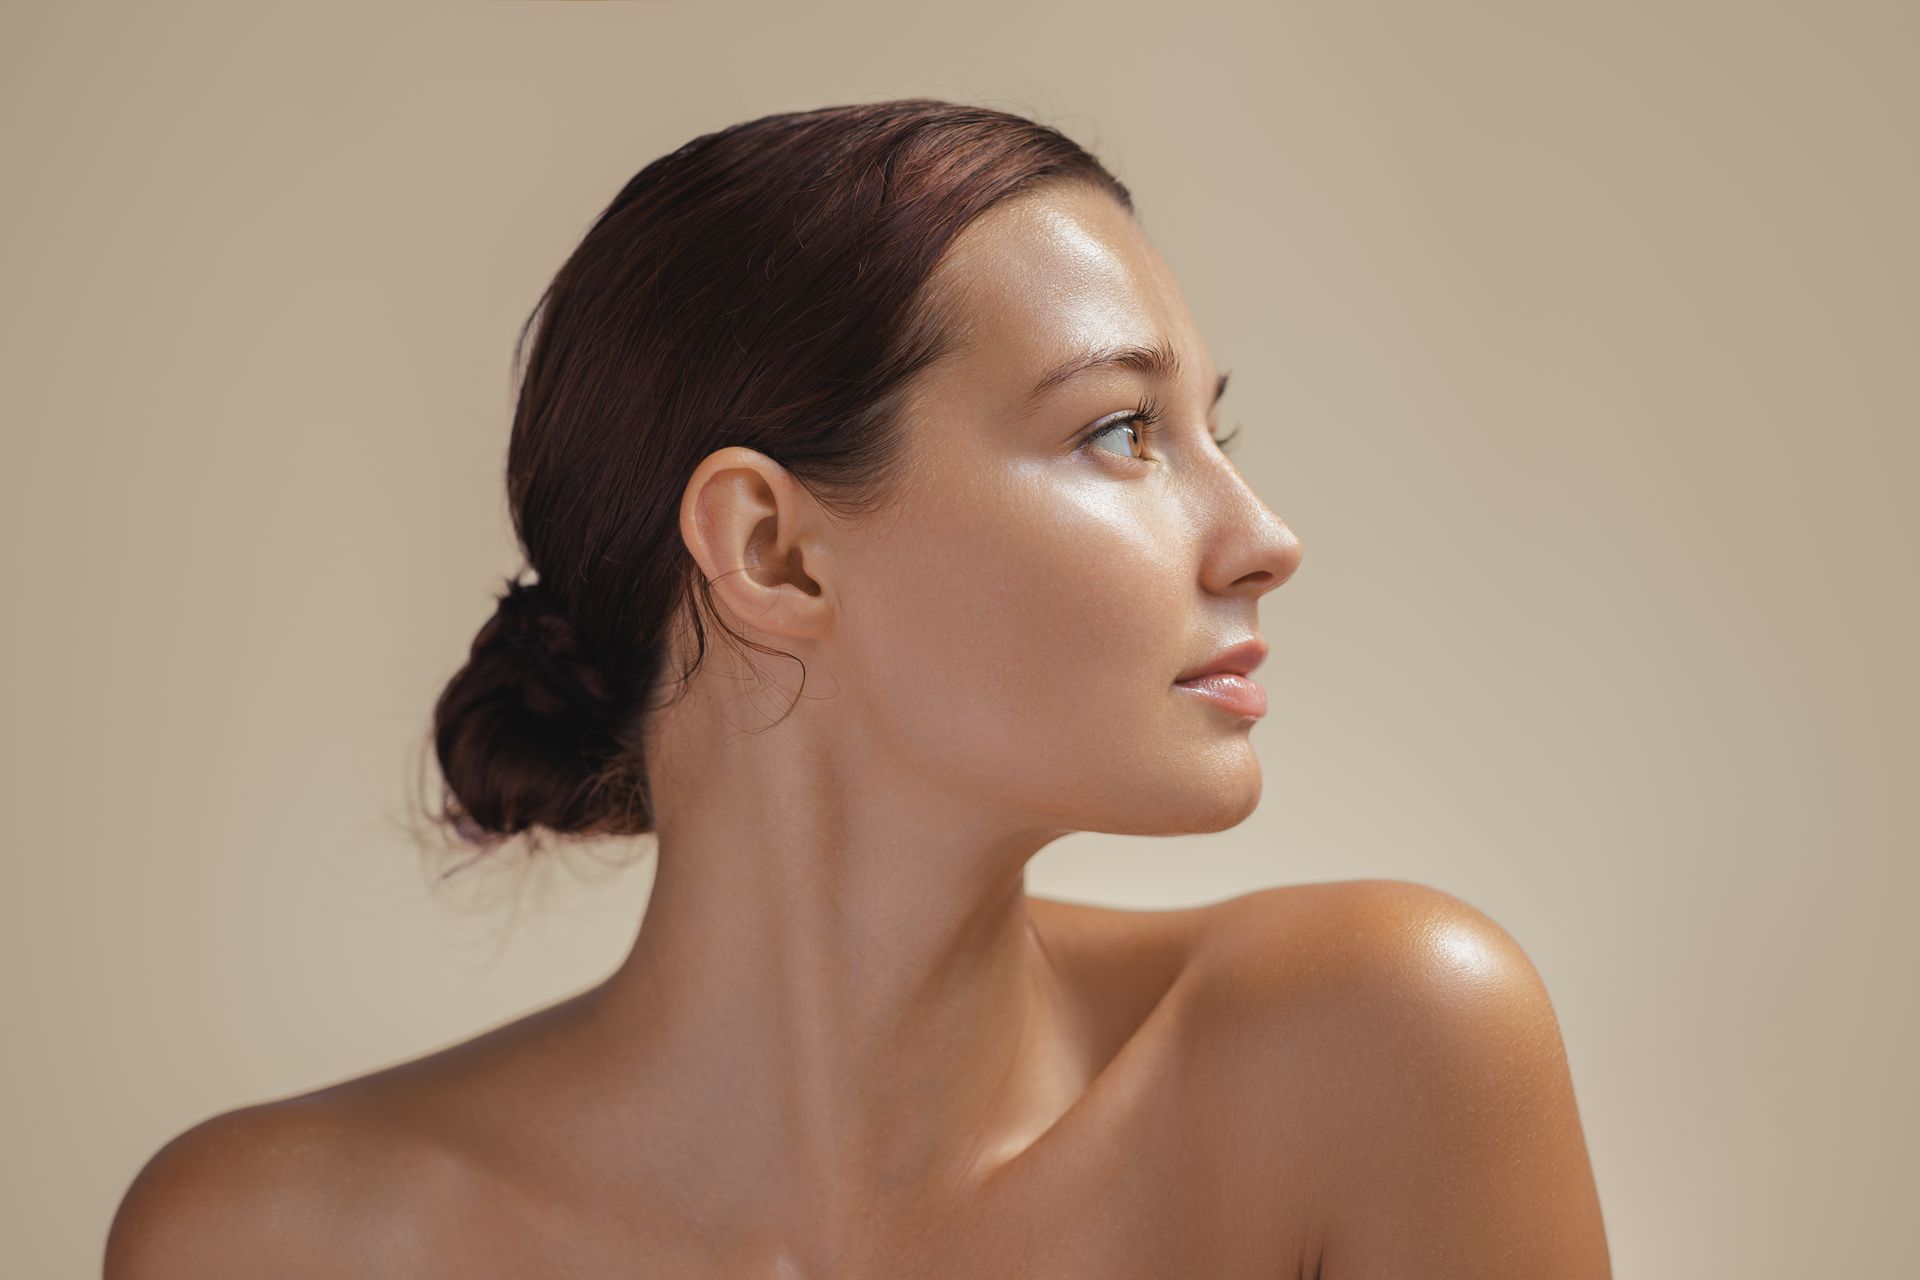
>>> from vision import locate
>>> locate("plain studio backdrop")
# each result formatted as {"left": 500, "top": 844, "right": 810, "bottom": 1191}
{"left": 3, "top": 1, "right": 1914, "bottom": 1275}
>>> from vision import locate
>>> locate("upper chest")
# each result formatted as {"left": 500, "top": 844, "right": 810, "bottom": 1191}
{"left": 412, "top": 1033, "right": 1311, "bottom": 1280}
{"left": 357, "top": 896, "right": 1339, "bottom": 1278}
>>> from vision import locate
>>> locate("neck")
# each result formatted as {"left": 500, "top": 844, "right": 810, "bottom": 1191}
{"left": 577, "top": 768, "right": 1097, "bottom": 1250}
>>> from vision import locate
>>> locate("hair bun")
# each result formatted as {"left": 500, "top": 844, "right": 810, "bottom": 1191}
{"left": 430, "top": 572, "right": 637, "bottom": 851}
{"left": 485, "top": 575, "right": 614, "bottom": 722}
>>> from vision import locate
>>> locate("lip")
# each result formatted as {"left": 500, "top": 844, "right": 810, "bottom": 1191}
{"left": 1173, "top": 672, "right": 1267, "bottom": 719}
{"left": 1173, "top": 637, "right": 1268, "bottom": 684}
{"left": 1173, "top": 637, "right": 1269, "bottom": 720}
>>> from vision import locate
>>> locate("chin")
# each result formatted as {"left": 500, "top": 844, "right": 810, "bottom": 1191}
{"left": 1093, "top": 778, "right": 1263, "bottom": 837}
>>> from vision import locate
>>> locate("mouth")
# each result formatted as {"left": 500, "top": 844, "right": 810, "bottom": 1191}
{"left": 1173, "top": 636, "right": 1268, "bottom": 685}
{"left": 1172, "top": 672, "right": 1267, "bottom": 719}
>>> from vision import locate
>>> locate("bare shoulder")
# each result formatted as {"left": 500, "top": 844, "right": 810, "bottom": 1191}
{"left": 105, "top": 1077, "right": 511, "bottom": 1279}
{"left": 1180, "top": 877, "right": 1584, "bottom": 1099}
{"left": 105, "top": 1096, "right": 388, "bottom": 1278}
{"left": 1192, "top": 877, "right": 1545, "bottom": 1000}
{"left": 1187, "top": 878, "right": 1613, "bottom": 1278}
{"left": 1033, "top": 878, "right": 1549, "bottom": 1024}
{"left": 106, "top": 989, "right": 611, "bottom": 1278}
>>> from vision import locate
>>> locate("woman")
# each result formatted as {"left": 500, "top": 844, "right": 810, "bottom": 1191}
{"left": 108, "top": 99, "right": 1611, "bottom": 1277}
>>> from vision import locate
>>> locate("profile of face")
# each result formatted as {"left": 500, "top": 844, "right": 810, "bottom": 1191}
{"left": 670, "top": 181, "right": 1303, "bottom": 840}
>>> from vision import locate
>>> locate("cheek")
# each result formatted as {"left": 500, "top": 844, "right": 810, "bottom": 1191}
{"left": 841, "top": 477, "right": 1194, "bottom": 791}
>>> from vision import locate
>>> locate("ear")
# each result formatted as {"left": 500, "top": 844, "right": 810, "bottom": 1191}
{"left": 677, "top": 446, "right": 833, "bottom": 645}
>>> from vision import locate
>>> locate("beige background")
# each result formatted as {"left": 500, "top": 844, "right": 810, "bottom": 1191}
{"left": 4, "top": 1, "right": 1914, "bottom": 1274}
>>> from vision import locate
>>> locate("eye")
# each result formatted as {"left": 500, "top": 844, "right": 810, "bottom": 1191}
{"left": 1079, "top": 394, "right": 1243, "bottom": 462}
{"left": 1083, "top": 400, "right": 1159, "bottom": 460}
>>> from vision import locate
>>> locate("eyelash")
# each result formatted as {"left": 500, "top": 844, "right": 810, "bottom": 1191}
{"left": 1082, "top": 393, "right": 1242, "bottom": 461}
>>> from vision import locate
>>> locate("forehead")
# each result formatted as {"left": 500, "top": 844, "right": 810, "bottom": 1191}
{"left": 922, "top": 184, "right": 1199, "bottom": 401}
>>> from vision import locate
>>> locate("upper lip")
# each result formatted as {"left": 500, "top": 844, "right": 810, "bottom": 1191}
{"left": 1174, "top": 637, "right": 1268, "bottom": 683}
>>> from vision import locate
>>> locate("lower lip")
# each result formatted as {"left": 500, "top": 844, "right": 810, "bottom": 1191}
{"left": 1173, "top": 673, "right": 1267, "bottom": 719}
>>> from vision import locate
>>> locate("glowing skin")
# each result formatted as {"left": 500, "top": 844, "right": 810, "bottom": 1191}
{"left": 107, "top": 183, "right": 1611, "bottom": 1280}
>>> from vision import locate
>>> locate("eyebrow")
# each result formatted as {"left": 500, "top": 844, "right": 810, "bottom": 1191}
{"left": 1020, "top": 337, "right": 1231, "bottom": 415}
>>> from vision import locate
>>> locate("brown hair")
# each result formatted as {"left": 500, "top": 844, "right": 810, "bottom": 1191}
{"left": 422, "top": 98, "right": 1132, "bottom": 868}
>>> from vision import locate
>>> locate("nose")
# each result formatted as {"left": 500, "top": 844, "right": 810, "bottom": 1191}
{"left": 1202, "top": 484, "right": 1302, "bottom": 599}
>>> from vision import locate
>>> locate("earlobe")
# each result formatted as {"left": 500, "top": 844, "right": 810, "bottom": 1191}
{"left": 678, "top": 446, "right": 831, "bottom": 642}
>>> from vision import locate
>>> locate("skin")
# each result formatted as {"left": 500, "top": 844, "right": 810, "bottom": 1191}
{"left": 106, "top": 182, "right": 1610, "bottom": 1278}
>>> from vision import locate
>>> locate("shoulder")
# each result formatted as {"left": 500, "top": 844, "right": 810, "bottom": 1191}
{"left": 104, "top": 1089, "right": 488, "bottom": 1279}
{"left": 105, "top": 1099, "right": 366, "bottom": 1277}
{"left": 1195, "top": 877, "right": 1545, "bottom": 1008}
{"left": 1168, "top": 877, "right": 1563, "bottom": 1121}
{"left": 1029, "top": 880, "right": 1542, "bottom": 1049}
{"left": 1190, "top": 879, "right": 1612, "bottom": 1278}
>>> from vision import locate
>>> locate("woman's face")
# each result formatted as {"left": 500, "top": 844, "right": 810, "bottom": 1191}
{"left": 831, "top": 181, "right": 1303, "bottom": 837}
